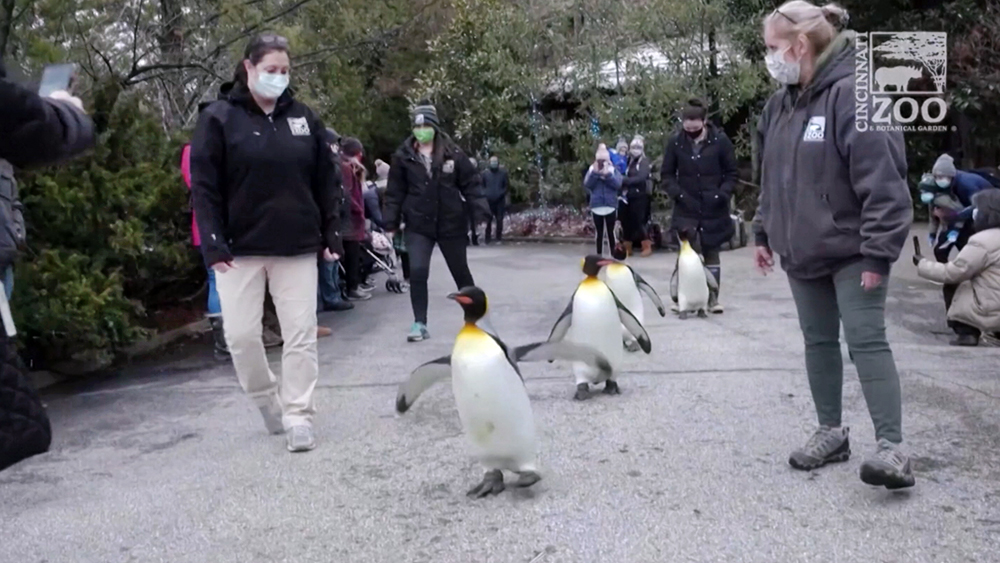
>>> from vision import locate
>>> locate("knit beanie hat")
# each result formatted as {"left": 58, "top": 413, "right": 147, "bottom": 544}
{"left": 932, "top": 153, "right": 957, "bottom": 177}
{"left": 595, "top": 145, "right": 611, "bottom": 162}
{"left": 375, "top": 159, "right": 390, "bottom": 180}
{"left": 616, "top": 138, "right": 628, "bottom": 151}
{"left": 341, "top": 137, "right": 363, "bottom": 158}
{"left": 412, "top": 100, "right": 440, "bottom": 127}
{"left": 325, "top": 127, "right": 341, "bottom": 146}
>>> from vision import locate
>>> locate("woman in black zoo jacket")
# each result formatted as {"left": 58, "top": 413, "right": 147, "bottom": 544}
{"left": 384, "top": 101, "right": 489, "bottom": 343}
{"left": 660, "top": 98, "right": 739, "bottom": 313}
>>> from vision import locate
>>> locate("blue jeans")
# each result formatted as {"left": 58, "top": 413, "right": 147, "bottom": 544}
{"left": 317, "top": 258, "right": 343, "bottom": 311}
{"left": 206, "top": 265, "right": 222, "bottom": 316}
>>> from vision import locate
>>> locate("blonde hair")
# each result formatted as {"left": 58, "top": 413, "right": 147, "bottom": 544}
{"left": 765, "top": 1, "right": 849, "bottom": 54}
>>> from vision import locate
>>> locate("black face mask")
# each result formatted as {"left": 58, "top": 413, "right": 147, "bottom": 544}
{"left": 685, "top": 128, "right": 703, "bottom": 139}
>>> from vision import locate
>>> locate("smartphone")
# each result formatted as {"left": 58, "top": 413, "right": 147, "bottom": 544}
{"left": 38, "top": 63, "right": 77, "bottom": 97}
{"left": 913, "top": 235, "right": 921, "bottom": 257}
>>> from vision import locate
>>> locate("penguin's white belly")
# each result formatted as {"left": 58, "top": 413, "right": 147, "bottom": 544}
{"left": 677, "top": 253, "right": 709, "bottom": 311}
{"left": 566, "top": 284, "right": 623, "bottom": 383}
{"left": 451, "top": 341, "right": 536, "bottom": 471}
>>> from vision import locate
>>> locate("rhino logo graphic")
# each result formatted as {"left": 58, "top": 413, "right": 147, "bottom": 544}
{"left": 874, "top": 65, "right": 923, "bottom": 93}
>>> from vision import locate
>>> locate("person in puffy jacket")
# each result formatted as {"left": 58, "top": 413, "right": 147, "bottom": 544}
{"left": 1, "top": 58, "right": 94, "bottom": 472}
{"left": 383, "top": 101, "right": 488, "bottom": 342}
{"left": 619, "top": 135, "right": 653, "bottom": 257}
{"left": 190, "top": 33, "right": 343, "bottom": 453}
{"left": 482, "top": 156, "right": 509, "bottom": 244}
{"left": 661, "top": 98, "right": 739, "bottom": 312}
{"left": 584, "top": 144, "right": 623, "bottom": 256}
{"left": 753, "top": 1, "right": 914, "bottom": 489}
{"left": 916, "top": 189, "right": 1000, "bottom": 346}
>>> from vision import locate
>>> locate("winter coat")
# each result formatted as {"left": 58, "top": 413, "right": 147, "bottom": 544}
{"left": 609, "top": 151, "right": 628, "bottom": 175}
{"left": 0, "top": 334, "right": 52, "bottom": 472}
{"left": 0, "top": 60, "right": 95, "bottom": 270}
{"left": 383, "top": 133, "right": 488, "bottom": 240}
{"left": 752, "top": 30, "right": 912, "bottom": 279}
{"left": 584, "top": 164, "right": 623, "bottom": 210}
{"left": 340, "top": 156, "right": 366, "bottom": 242}
{"left": 622, "top": 155, "right": 651, "bottom": 199}
{"left": 918, "top": 204, "right": 1000, "bottom": 332}
{"left": 946, "top": 170, "right": 994, "bottom": 223}
{"left": 363, "top": 182, "right": 385, "bottom": 230}
{"left": 482, "top": 167, "right": 509, "bottom": 202}
{"left": 190, "top": 81, "right": 344, "bottom": 266}
{"left": 660, "top": 123, "right": 739, "bottom": 249}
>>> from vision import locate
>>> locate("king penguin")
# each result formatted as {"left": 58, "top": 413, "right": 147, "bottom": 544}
{"left": 396, "top": 286, "right": 613, "bottom": 498}
{"left": 672, "top": 234, "right": 719, "bottom": 319}
{"left": 598, "top": 260, "right": 666, "bottom": 352}
{"left": 548, "top": 255, "right": 651, "bottom": 401}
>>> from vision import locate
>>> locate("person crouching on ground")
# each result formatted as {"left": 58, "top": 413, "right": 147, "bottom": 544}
{"left": 753, "top": 1, "right": 915, "bottom": 489}
{"left": 383, "top": 100, "right": 489, "bottom": 343}
{"left": 619, "top": 135, "right": 653, "bottom": 257}
{"left": 584, "top": 144, "right": 623, "bottom": 256}
{"left": 916, "top": 188, "right": 1000, "bottom": 346}
{"left": 190, "top": 33, "right": 343, "bottom": 453}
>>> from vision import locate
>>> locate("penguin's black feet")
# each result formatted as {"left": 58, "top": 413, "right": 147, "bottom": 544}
{"left": 514, "top": 470, "right": 542, "bottom": 488}
{"left": 467, "top": 469, "right": 505, "bottom": 498}
{"left": 678, "top": 311, "right": 690, "bottom": 320}
{"left": 574, "top": 383, "right": 591, "bottom": 401}
{"left": 697, "top": 309, "right": 708, "bottom": 319}
{"left": 603, "top": 380, "right": 621, "bottom": 395}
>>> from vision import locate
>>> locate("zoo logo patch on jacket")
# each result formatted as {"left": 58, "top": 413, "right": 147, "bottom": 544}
{"left": 803, "top": 116, "right": 826, "bottom": 142}
{"left": 287, "top": 117, "right": 311, "bottom": 136}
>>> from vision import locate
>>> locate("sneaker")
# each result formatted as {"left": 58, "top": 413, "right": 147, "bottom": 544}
{"left": 407, "top": 322, "right": 430, "bottom": 342}
{"left": 789, "top": 426, "right": 851, "bottom": 471}
{"left": 709, "top": 302, "right": 724, "bottom": 314}
{"left": 263, "top": 328, "right": 283, "bottom": 349}
{"left": 347, "top": 289, "right": 372, "bottom": 301}
{"left": 286, "top": 425, "right": 316, "bottom": 452}
{"left": 358, "top": 282, "right": 376, "bottom": 293}
{"left": 317, "top": 325, "right": 332, "bottom": 338}
{"left": 258, "top": 394, "right": 284, "bottom": 435}
{"left": 860, "top": 438, "right": 915, "bottom": 489}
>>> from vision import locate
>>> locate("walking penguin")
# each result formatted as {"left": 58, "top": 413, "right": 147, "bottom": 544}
{"left": 548, "top": 255, "right": 651, "bottom": 400}
{"left": 598, "top": 260, "right": 666, "bottom": 351}
{"left": 396, "top": 286, "right": 612, "bottom": 498}
{"left": 670, "top": 232, "right": 719, "bottom": 319}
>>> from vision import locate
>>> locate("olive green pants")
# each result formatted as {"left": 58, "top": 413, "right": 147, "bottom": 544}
{"left": 787, "top": 260, "right": 903, "bottom": 444}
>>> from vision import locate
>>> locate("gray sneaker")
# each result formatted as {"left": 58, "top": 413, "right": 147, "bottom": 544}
{"left": 789, "top": 426, "right": 851, "bottom": 471}
{"left": 286, "top": 425, "right": 316, "bottom": 452}
{"left": 860, "top": 438, "right": 915, "bottom": 489}
{"left": 258, "top": 395, "right": 284, "bottom": 435}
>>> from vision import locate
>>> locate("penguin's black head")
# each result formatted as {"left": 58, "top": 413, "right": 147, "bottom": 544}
{"left": 581, "top": 254, "right": 614, "bottom": 277}
{"left": 448, "top": 286, "right": 487, "bottom": 323}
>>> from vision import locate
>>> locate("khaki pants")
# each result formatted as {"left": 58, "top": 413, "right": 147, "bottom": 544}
{"left": 216, "top": 254, "right": 319, "bottom": 429}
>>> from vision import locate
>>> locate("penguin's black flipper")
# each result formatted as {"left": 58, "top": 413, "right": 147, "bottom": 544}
{"left": 396, "top": 356, "right": 452, "bottom": 413}
{"left": 612, "top": 293, "right": 652, "bottom": 354}
{"left": 547, "top": 291, "right": 576, "bottom": 342}
{"left": 513, "top": 341, "right": 613, "bottom": 380}
{"left": 669, "top": 257, "right": 679, "bottom": 305}
{"left": 630, "top": 267, "right": 666, "bottom": 317}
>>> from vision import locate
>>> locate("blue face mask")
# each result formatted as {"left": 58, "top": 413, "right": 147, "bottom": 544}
{"left": 920, "top": 192, "right": 934, "bottom": 204}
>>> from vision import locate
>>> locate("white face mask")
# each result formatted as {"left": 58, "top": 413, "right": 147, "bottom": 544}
{"left": 629, "top": 148, "right": 642, "bottom": 157}
{"left": 252, "top": 70, "right": 289, "bottom": 99}
{"left": 936, "top": 178, "right": 951, "bottom": 188}
{"left": 973, "top": 208, "right": 979, "bottom": 221}
{"left": 765, "top": 46, "right": 801, "bottom": 85}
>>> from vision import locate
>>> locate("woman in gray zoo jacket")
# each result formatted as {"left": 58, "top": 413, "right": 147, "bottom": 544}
{"left": 752, "top": 1, "right": 914, "bottom": 489}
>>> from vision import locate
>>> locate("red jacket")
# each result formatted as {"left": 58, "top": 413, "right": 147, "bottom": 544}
{"left": 180, "top": 143, "right": 200, "bottom": 247}
{"left": 340, "top": 156, "right": 366, "bottom": 242}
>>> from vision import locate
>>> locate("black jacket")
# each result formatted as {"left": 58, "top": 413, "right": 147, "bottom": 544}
{"left": 0, "top": 61, "right": 95, "bottom": 270}
{"left": 0, "top": 335, "right": 52, "bottom": 472}
{"left": 383, "top": 134, "right": 488, "bottom": 240}
{"left": 660, "top": 124, "right": 739, "bottom": 249}
{"left": 622, "top": 155, "right": 651, "bottom": 199}
{"left": 482, "top": 167, "right": 509, "bottom": 202}
{"left": 190, "top": 81, "right": 343, "bottom": 266}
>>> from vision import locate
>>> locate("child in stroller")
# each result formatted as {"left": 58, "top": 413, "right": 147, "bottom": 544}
{"left": 356, "top": 229, "right": 408, "bottom": 294}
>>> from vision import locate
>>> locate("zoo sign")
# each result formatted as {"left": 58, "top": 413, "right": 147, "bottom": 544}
{"left": 854, "top": 32, "right": 949, "bottom": 133}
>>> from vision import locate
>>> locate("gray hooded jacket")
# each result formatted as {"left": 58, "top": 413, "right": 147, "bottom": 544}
{"left": 752, "top": 30, "right": 912, "bottom": 279}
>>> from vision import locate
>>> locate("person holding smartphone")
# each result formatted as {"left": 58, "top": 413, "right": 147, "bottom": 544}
{"left": 584, "top": 144, "right": 623, "bottom": 256}
{"left": 190, "top": 33, "right": 343, "bottom": 453}
{"left": 1, "top": 58, "right": 94, "bottom": 473}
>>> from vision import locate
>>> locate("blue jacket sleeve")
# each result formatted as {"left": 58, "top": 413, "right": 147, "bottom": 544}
{"left": 955, "top": 174, "right": 992, "bottom": 221}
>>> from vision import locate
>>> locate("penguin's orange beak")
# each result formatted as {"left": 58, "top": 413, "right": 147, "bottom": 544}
{"left": 447, "top": 292, "right": 473, "bottom": 305}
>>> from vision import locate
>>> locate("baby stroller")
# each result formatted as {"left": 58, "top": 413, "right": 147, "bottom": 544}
{"left": 357, "top": 229, "right": 408, "bottom": 294}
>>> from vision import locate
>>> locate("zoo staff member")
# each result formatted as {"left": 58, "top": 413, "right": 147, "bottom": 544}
{"left": 191, "top": 33, "right": 343, "bottom": 454}
{"left": 752, "top": 1, "right": 914, "bottom": 489}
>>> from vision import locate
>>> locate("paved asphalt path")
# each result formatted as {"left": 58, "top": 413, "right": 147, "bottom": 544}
{"left": 2, "top": 241, "right": 999, "bottom": 563}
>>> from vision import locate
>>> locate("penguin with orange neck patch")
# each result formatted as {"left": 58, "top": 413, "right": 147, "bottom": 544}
{"left": 396, "top": 286, "right": 612, "bottom": 498}
{"left": 548, "top": 255, "right": 651, "bottom": 400}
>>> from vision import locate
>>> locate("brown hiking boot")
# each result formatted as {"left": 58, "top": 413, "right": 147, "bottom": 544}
{"left": 640, "top": 240, "right": 653, "bottom": 257}
{"left": 623, "top": 241, "right": 633, "bottom": 257}
{"left": 317, "top": 325, "right": 332, "bottom": 338}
